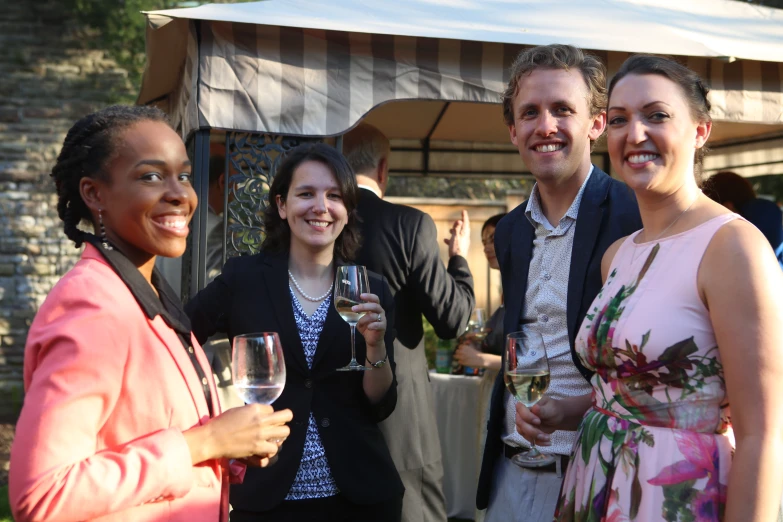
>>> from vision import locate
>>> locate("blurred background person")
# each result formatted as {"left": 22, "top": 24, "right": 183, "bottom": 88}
{"left": 186, "top": 143, "right": 404, "bottom": 521}
{"left": 344, "top": 123, "right": 475, "bottom": 522}
{"left": 702, "top": 170, "right": 756, "bottom": 213}
{"left": 453, "top": 212, "right": 506, "bottom": 522}
{"left": 9, "top": 105, "right": 291, "bottom": 522}
{"left": 704, "top": 170, "right": 783, "bottom": 269}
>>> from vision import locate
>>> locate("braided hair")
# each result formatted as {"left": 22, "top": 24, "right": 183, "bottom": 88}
{"left": 51, "top": 105, "right": 171, "bottom": 247}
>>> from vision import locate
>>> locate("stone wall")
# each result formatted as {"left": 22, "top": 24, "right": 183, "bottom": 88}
{"left": 0, "top": 0, "right": 135, "bottom": 420}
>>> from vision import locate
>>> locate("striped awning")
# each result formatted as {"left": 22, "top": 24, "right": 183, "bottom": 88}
{"left": 139, "top": 0, "right": 783, "bottom": 140}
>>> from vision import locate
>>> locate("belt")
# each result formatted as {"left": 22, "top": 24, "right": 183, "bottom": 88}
{"left": 503, "top": 443, "right": 570, "bottom": 474}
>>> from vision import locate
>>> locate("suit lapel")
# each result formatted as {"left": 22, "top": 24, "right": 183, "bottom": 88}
{"left": 311, "top": 303, "right": 344, "bottom": 371}
{"left": 505, "top": 216, "right": 535, "bottom": 337}
{"left": 148, "top": 317, "right": 211, "bottom": 421}
{"left": 262, "top": 253, "right": 310, "bottom": 374}
{"left": 566, "top": 169, "right": 610, "bottom": 345}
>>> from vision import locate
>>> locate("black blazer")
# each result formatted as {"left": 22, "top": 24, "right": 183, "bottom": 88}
{"left": 185, "top": 250, "right": 404, "bottom": 511}
{"left": 476, "top": 167, "right": 642, "bottom": 509}
{"left": 353, "top": 189, "right": 475, "bottom": 348}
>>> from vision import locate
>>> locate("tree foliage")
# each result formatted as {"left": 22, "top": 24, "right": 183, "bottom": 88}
{"left": 63, "top": 0, "right": 181, "bottom": 82}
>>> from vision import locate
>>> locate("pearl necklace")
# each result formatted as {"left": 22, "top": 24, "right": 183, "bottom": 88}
{"left": 288, "top": 270, "right": 333, "bottom": 302}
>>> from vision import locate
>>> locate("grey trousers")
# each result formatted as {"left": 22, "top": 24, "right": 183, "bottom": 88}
{"left": 484, "top": 455, "right": 564, "bottom": 522}
{"left": 398, "top": 460, "right": 448, "bottom": 522}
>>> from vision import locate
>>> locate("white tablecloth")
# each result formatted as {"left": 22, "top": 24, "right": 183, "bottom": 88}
{"left": 430, "top": 372, "right": 482, "bottom": 520}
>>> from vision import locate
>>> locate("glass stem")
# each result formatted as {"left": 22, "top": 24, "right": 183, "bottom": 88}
{"left": 529, "top": 441, "right": 541, "bottom": 456}
{"left": 350, "top": 324, "right": 358, "bottom": 363}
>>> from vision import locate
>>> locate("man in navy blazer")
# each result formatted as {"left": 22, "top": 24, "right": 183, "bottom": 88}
{"left": 476, "top": 44, "right": 642, "bottom": 522}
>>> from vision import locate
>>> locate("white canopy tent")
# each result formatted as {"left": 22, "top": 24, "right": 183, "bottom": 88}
{"left": 137, "top": 0, "right": 783, "bottom": 293}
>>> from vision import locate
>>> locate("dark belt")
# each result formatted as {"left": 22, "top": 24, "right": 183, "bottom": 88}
{"left": 503, "top": 443, "right": 570, "bottom": 473}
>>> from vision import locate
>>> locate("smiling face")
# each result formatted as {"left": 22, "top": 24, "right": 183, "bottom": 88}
{"left": 276, "top": 160, "right": 348, "bottom": 256}
{"left": 482, "top": 224, "right": 499, "bottom": 270}
{"left": 607, "top": 73, "right": 711, "bottom": 195}
{"left": 508, "top": 68, "right": 605, "bottom": 185}
{"left": 82, "top": 120, "right": 196, "bottom": 265}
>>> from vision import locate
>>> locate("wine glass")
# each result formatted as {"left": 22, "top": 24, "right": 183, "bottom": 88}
{"left": 468, "top": 307, "right": 490, "bottom": 342}
{"left": 232, "top": 332, "right": 286, "bottom": 452}
{"left": 504, "top": 328, "right": 555, "bottom": 467}
{"left": 334, "top": 265, "right": 371, "bottom": 371}
{"left": 232, "top": 332, "right": 286, "bottom": 404}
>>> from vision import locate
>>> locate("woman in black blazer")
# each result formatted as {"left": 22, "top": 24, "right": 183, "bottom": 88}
{"left": 186, "top": 143, "right": 403, "bottom": 522}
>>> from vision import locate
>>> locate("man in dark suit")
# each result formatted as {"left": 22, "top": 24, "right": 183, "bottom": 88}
{"left": 344, "top": 123, "right": 475, "bottom": 522}
{"left": 476, "top": 44, "right": 642, "bottom": 522}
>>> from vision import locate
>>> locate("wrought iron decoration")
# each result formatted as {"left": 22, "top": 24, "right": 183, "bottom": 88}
{"left": 225, "top": 132, "right": 321, "bottom": 257}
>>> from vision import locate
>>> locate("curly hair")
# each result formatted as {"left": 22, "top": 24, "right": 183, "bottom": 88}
{"left": 262, "top": 143, "right": 362, "bottom": 262}
{"left": 502, "top": 44, "right": 607, "bottom": 127}
{"left": 51, "top": 105, "right": 170, "bottom": 247}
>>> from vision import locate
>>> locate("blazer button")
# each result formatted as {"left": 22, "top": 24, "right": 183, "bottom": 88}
{"left": 321, "top": 418, "right": 330, "bottom": 428}
{"left": 304, "top": 379, "right": 313, "bottom": 389}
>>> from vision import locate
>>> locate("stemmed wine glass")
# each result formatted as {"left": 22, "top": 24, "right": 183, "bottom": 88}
{"left": 504, "top": 328, "right": 555, "bottom": 467}
{"left": 232, "top": 332, "right": 286, "bottom": 456}
{"left": 468, "top": 307, "right": 490, "bottom": 342}
{"left": 334, "top": 265, "right": 371, "bottom": 371}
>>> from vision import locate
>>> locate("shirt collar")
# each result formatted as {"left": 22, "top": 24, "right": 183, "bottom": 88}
{"left": 525, "top": 165, "right": 594, "bottom": 231}
{"left": 83, "top": 234, "right": 192, "bottom": 336}
{"left": 358, "top": 184, "right": 382, "bottom": 198}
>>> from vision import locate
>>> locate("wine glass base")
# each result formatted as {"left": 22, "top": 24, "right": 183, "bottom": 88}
{"left": 336, "top": 363, "right": 371, "bottom": 371}
{"left": 511, "top": 451, "right": 557, "bottom": 468}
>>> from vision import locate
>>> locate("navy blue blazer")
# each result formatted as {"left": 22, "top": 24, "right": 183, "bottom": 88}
{"left": 186, "top": 250, "right": 404, "bottom": 512}
{"left": 476, "top": 167, "right": 642, "bottom": 510}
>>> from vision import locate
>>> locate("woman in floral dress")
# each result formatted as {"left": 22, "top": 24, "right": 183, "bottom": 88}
{"left": 514, "top": 56, "right": 783, "bottom": 521}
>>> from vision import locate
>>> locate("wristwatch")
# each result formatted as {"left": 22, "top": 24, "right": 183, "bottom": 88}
{"left": 367, "top": 352, "right": 388, "bottom": 369}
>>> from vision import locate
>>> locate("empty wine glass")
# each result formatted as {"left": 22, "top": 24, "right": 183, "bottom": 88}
{"left": 334, "top": 265, "right": 371, "bottom": 371}
{"left": 232, "top": 332, "right": 286, "bottom": 404}
{"left": 504, "top": 328, "right": 555, "bottom": 467}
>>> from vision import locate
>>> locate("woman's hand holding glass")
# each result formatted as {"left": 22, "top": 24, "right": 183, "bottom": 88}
{"left": 183, "top": 404, "right": 292, "bottom": 466}
{"left": 454, "top": 339, "right": 486, "bottom": 368}
{"left": 352, "top": 292, "right": 387, "bottom": 352}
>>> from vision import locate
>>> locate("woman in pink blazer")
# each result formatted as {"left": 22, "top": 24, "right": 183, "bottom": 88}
{"left": 9, "top": 105, "right": 292, "bottom": 522}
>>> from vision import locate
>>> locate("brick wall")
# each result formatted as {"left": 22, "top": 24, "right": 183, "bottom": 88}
{"left": 0, "top": 0, "right": 134, "bottom": 420}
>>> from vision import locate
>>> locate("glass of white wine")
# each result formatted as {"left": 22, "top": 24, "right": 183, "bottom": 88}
{"left": 504, "top": 328, "right": 554, "bottom": 467}
{"left": 468, "top": 307, "right": 490, "bottom": 342}
{"left": 334, "top": 265, "right": 371, "bottom": 371}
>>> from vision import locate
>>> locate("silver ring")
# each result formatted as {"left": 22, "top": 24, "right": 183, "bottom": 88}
{"left": 376, "top": 313, "right": 382, "bottom": 322}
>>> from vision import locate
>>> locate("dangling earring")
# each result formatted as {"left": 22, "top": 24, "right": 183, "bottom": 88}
{"left": 98, "top": 209, "right": 113, "bottom": 251}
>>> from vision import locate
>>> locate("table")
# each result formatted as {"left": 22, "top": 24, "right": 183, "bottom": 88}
{"left": 430, "top": 372, "right": 482, "bottom": 520}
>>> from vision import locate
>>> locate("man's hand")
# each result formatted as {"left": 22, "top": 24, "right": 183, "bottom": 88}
{"left": 444, "top": 210, "right": 471, "bottom": 258}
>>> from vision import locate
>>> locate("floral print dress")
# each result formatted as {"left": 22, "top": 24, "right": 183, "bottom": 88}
{"left": 554, "top": 214, "right": 738, "bottom": 522}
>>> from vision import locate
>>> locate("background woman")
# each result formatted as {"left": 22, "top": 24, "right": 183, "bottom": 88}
{"left": 454, "top": 213, "right": 506, "bottom": 435}
{"left": 9, "top": 105, "right": 292, "bottom": 522}
{"left": 186, "top": 143, "right": 404, "bottom": 521}
{"left": 453, "top": 212, "right": 506, "bottom": 522}
{"left": 514, "top": 57, "right": 783, "bottom": 521}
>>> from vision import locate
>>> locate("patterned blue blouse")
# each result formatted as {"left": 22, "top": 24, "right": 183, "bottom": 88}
{"left": 285, "top": 288, "right": 340, "bottom": 500}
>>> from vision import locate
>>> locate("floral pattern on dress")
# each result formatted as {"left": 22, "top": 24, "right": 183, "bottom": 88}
{"left": 554, "top": 243, "right": 732, "bottom": 522}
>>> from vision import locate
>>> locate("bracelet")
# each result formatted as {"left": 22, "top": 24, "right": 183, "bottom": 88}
{"left": 366, "top": 352, "right": 388, "bottom": 369}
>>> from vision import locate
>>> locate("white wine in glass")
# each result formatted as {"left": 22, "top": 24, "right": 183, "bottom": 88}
{"left": 504, "top": 328, "right": 555, "bottom": 467}
{"left": 334, "top": 265, "right": 371, "bottom": 371}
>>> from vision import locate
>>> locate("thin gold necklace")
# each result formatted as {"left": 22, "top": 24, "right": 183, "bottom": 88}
{"left": 632, "top": 196, "right": 698, "bottom": 263}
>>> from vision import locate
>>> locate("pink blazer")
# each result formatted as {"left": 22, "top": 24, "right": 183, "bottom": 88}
{"left": 10, "top": 245, "right": 233, "bottom": 522}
